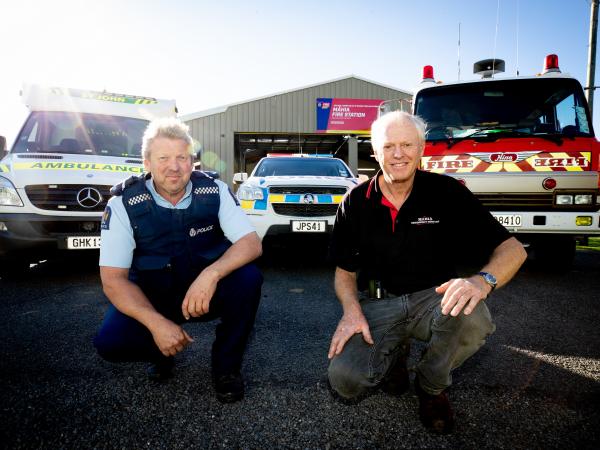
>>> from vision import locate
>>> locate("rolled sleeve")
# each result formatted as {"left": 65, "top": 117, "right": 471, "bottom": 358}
{"left": 99, "top": 196, "right": 136, "bottom": 268}
{"left": 216, "top": 180, "right": 255, "bottom": 243}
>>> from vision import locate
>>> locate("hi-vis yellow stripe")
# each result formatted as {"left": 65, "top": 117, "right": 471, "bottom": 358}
{"left": 241, "top": 200, "right": 254, "bottom": 209}
{"left": 13, "top": 162, "right": 143, "bottom": 173}
{"left": 0, "top": 164, "right": 8, "bottom": 173}
{"left": 268, "top": 194, "right": 285, "bottom": 203}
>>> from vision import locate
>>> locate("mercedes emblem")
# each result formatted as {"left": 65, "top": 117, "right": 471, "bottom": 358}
{"left": 77, "top": 187, "right": 103, "bottom": 208}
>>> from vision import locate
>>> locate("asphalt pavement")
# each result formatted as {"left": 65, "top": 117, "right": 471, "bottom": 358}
{"left": 1, "top": 245, "right": 599, "bottom": 449}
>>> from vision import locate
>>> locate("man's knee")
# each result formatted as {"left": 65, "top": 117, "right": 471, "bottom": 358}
{"left": 219, "top": 263, "right": 263, "bottom": 307}
{"left": 444, "top": 302, "right": 495, "bottom": 349}
{"left": 328, "top": 356, "right": 370, "bottom": 400}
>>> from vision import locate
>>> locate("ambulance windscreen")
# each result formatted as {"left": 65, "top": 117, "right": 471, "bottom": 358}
{"left": 12, "top": 111, "right": 149, "bottom": 157}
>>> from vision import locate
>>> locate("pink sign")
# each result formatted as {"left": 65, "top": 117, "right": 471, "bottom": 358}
{"left": 317, "top": 98, "right": 383, "bottom": 134}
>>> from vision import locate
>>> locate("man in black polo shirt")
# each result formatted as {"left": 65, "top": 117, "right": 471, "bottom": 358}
{"left": 327, "top": 111, "right": 527, "bottom": 434}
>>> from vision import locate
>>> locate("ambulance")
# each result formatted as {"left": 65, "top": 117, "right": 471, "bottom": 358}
{"left": 382, "top": 55, "right": 600, "bottom": 270}
{"left": 0, "top": 85, "right": 176, "bottom": 272}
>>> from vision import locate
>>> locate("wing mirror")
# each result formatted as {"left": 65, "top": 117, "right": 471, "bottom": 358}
{"left": 233, "top": 173, "right": 248, "bottom": 184}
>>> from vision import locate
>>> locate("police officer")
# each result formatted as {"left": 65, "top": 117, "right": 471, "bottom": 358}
{"left": 94, "top": 118, "right": 262, "bottom": 403}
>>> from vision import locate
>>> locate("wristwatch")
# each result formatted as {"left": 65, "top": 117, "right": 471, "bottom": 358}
{"left": 478, "top": 271, "right": 497, "bottom": 292}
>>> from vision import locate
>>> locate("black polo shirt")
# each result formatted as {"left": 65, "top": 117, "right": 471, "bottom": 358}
{"left": 330, "top": 170, "right": 511, "bottom": 295}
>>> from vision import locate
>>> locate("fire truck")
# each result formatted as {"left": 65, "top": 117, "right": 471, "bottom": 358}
{"left": 382, "top": 54, "right": 599, "bottom": 270}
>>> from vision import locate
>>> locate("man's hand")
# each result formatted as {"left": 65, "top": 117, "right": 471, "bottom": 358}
{"left": 436, "top": 276, "right": 490, "bottom": 316}
{"left": 328, "top": 310, "right": 374, "bottom": 359}
{"left": 181, "top": 267, "right": 220, "bottom": 319}
{"left": 150, "top": 317, "right": 194, "bottom": 356}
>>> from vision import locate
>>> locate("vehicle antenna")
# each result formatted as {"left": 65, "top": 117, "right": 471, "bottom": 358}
{"left": 458, "top": 22, "right": 461, "bottom": 81}
{"left": 492, "top": 0, "right": 501, "bottom": 79}
{"left": 515, "top": 0, "right": 520, "bottom": 76}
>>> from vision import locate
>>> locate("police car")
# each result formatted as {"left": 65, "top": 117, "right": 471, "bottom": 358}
{"left": 0, "top": 84, "right": 176, "bottom": 271}
{"left": 233, "top": 155, "right": 359, "bottom": 239}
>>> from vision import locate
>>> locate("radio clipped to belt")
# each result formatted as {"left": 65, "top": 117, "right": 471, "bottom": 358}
{"left": 368, "top": 279, "right": 385, "bottom": 299}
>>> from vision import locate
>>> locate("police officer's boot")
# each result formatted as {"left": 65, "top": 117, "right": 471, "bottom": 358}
{"left": 146, "top": 356, "right": 175, "bottom": 381}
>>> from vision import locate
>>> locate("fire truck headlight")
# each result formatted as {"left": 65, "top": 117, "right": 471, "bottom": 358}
{"left": 555, "top": 194, "right": 573, "bottom": 205}
{"left": 574, "top": 194, "right": 593, "bottom": 205}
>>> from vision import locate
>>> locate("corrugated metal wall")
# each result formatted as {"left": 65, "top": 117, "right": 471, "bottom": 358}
{"left": 184, "top": 77, "right": 411, "bottom": 184}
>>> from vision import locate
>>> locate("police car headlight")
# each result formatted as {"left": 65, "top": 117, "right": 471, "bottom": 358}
{"left": 0, "top": 176, "right": 23, "bottom": 206}
{"left": 237, "top": 185, "right": 264, "bottom": 201}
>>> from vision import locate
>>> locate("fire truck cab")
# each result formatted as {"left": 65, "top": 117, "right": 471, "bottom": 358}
{"left": 384, "top": 55, "right": 599, "bottom": 270}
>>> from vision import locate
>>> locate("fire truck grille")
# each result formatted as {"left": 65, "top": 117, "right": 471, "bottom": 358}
{"left": 476, "top": 193, "right": 554, "bottom": 211}
{"left": 272, "top": 203, "right": 339, "bottom": 217}
{"left": 269, "top": 186, "right": 347, "bottom": 195}
{"left": 475, "top": 193, "right": 599, "bottom": 212}
{"left": 25, "top": 185, "right": 112, "bottom": 212}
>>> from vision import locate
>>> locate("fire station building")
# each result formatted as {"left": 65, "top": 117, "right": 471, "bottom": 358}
{"left": 181, "top": 76, "right": 411, "bottom": 184}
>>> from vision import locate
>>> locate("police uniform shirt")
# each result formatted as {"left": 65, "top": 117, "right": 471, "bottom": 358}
{"left": 100, "top": 178, "right": 255, "bottom": 268}
{"left": 330, "top": 170, "right": 511, "bottom": 296}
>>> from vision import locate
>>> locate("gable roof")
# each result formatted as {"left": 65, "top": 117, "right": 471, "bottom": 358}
{"left": 180, "top": 75, "right": 412, "bottom": 121}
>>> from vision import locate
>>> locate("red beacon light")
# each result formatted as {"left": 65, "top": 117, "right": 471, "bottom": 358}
{"left": 543, "top": 54, "right": 561, "bottom": 74}
{"left": 542, "top": 177, "right": 557, "bottom": 190}
{"left": 421, "top": 65, "right": 435, "bottom": 83}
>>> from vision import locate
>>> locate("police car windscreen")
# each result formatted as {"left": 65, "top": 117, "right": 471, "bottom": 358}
{"left": 415, "top": 78, "right": 591, "bottom": 140}
{"left": 12, "top": 111, "right": 149, "bottom": 157}
{"left": 254, "top": 158, "right": 352, "bottom": 177}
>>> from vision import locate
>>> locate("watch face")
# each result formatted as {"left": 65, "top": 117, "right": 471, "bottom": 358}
{"left": 480, "top": 272, "right": 497, "bottom": 286}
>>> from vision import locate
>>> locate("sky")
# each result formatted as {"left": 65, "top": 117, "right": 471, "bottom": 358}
{"left": 0, "top": 0, "right": 596, "bottom": 147}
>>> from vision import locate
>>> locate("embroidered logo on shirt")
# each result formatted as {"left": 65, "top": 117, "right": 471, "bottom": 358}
{"left": 189, "top": 225, "right": 214, "bottom": 237}
{"left": 410, "top": 216, "right": 440, "bottom": 225}
{"left": 101, "top": 206, "right": 112, "bottom": 230}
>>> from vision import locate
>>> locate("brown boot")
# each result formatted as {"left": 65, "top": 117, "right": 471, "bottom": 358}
{"left": 414, "top": 377, "right": 455, "bottom": 434}
{"left": 381, "top": 343, "right": 410, "bottom": 397}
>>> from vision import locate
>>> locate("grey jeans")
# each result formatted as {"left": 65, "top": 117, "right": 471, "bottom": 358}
{"left": 328, "top": 287, "right": 496, "bottom": 397}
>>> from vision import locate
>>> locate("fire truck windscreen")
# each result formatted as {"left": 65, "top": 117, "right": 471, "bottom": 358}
{"left": 414, "top": 78, "right": 592, "bottom": 141}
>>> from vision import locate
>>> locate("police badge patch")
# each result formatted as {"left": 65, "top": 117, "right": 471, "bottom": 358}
{"left": 101, "top": 206, "right": 112, "bottom": 230}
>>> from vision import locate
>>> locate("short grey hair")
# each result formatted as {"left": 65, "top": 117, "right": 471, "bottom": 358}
{"left": 371, "top": 111, "right": 427, "bottom": 151}
{"left": 142, "top": 117, "right": 194, "bottom": 160}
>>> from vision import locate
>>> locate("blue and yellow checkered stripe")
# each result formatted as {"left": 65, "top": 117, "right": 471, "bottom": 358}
{"left": 0, "top": 164, "right": 9, "bottom": 173}
{"left": 241, "top": 190, "right": 344, "bottom": 210}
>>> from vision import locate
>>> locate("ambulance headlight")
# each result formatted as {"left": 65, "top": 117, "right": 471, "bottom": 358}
{"left": 237, "top": 185, "right": 264, "bottom": 201}
{"left": 0, "top": 176, "right": 23, "bottom": 206}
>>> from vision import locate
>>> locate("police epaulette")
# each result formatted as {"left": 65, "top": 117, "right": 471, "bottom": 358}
{"left": 110, "top": 173, "right": 149, "bottom": 196}
{"left": 191, "top": 170, "right": 220, "bottom": 180}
